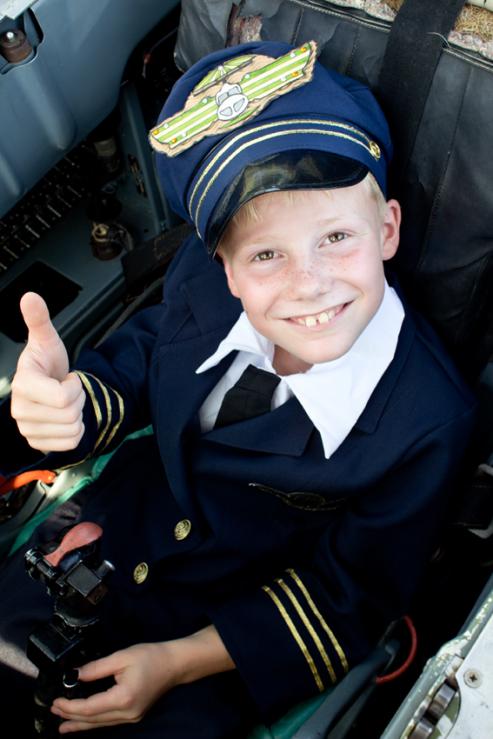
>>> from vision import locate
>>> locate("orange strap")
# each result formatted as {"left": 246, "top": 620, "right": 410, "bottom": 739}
{"left": 0, "top": 470, "right": 57, "bottom": 496}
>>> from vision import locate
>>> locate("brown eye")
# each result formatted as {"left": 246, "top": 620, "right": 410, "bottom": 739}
{"left": 254, "top": 250, "right": 275, "bottom": 261}
{"left": 327, "top": 232, "right": 347, "bottom": 243}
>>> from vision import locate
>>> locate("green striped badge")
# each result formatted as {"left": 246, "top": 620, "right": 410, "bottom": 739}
{"left": 149, "top": 41, "right": 317, "bottom": 156}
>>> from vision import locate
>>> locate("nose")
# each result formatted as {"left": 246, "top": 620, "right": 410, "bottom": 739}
{"left": 286, "top": 255, "right": 329, "bottom": 300}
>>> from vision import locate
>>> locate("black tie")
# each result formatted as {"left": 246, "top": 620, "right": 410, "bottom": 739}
{"left": 214, "top": 364, "right": 281, "bottom": 429}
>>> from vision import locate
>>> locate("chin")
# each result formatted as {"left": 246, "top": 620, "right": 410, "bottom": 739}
{"left": 312, "top": 351, "right": 349, "bottom": 364}
{"left": 306, "top": 340, "right": 357, "bottom": 364}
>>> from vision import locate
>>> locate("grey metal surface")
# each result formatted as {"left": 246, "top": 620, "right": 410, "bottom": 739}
{"left": 0, "top": 0, "right": 34, "bottom": 20}
{"left": 0, "top": 0, "right": 179, "bottom": 217}
{"left": 381, "top": 578, "right": 493, "bottom": 739}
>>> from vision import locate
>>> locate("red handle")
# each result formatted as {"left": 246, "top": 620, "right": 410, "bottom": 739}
{"left": 45, "top": 522, "right": 103, "bottom": 567}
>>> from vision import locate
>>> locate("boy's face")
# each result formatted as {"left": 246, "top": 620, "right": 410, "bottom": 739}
{"left": 220, "top": 183, "right": 401, "bottom": 375}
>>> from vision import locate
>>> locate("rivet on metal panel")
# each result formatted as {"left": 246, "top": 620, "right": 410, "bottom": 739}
{"left": 463, "top": 668, "right": 483, "bottom": 688}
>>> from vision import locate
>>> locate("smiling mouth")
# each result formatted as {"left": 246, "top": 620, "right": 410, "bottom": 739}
{"left": 289, "top": 304, "right": 348, "bottom": 327}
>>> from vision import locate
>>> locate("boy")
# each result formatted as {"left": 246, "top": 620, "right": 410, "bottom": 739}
{"left": 0, "top": 41, "right": 476, "bottom": 737}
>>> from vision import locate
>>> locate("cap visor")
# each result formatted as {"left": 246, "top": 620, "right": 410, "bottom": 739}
{"left": 208, "top": 150, "right": 368, "bottom": 255}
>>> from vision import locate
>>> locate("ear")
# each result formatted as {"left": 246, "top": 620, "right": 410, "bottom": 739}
{"left": 381, "top": 199, "right": 401, "bottom": 261}
{"left": 221, "top": 254, "right": 241, "bottom": 299}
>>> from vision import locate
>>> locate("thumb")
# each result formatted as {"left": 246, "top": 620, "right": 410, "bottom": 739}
{"left": 19, "top": 292, "right": 69, "bottom": 381}
{"left": 20, "top": 292, "right": 59, "bottom": 347}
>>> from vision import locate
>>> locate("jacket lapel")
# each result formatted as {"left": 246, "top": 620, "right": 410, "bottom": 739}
{"left": 156, "top": 261, "right": 241, "bottom": 450}
{"left": 204, "top": 395, "right": 314, "bottom": 456}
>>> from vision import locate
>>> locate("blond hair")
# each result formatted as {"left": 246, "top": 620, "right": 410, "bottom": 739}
{"left": 217, "top": 172, "right": 387, "bottom": 254}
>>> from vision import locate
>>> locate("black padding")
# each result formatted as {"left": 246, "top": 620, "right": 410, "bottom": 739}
{"left": 377, "top": 0, "right": 466, "bottom": 190}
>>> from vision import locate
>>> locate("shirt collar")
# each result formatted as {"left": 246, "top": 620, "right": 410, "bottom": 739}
{"left": 196, "top": 281, "right": 404, "bottom": 458}
{"left": 196, "top": 311, "right": 275, "bottom": 373}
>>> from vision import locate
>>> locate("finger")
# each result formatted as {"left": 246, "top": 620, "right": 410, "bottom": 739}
{"left": 20, "top": 292, "right": 59, "bottom": 348}
{"left": 54, "top": 707, "right": 133, "bottom": 724}
{"left": 11, "top": 371, "right": 83, "bottom": 408}
{"left": 11, "top": 389, "right": 85, "bottom": 423}
{"left": 15, "top": 420, "right": 84, "bottom": 440}
{"left": 62, "top": 372, "right": 86, "bottom": 407}
{"left": 52, "top": 684, "right": 123, "bottom": 718}
{"left": 21, "top": 425, "right": 85, "bottom": 453}
{"left": 58, "top": 717, "right": 131, "bottom": 733}
{"left": 77, "top": 653, "right": 124, "bottom": 683}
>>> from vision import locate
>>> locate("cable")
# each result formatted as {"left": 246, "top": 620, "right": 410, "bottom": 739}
{"left": 375, "top": 615, "right": 417, "bottom": 684}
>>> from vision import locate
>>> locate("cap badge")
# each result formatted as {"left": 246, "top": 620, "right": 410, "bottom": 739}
{"left": 149, "top": 41, "right": 317, "bottom": 156}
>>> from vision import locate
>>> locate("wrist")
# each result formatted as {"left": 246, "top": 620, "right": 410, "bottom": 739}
{"left": 166, "top": 625, "right": 235, "bottom": 687}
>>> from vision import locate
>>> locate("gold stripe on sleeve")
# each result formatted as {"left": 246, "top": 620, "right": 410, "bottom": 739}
{"left": 102, "top": 389, "right": 125, "bottom": 450}
{"left": 74, "top": 371, "right": 125, "bottom": 454}
{"left": 83, "top": 373, "right": 113, "bottom": 453}
{"left": 276, "top": 578, "right": 337, "bottom": 684}
{"left": 287, "top": 569, "right": 349, "bottom": 674}
{"left": 74, "top": 371, "right": 103, "bottom": 430}
{"left": 262, "top": 584, "right": 325, "bottom": 692}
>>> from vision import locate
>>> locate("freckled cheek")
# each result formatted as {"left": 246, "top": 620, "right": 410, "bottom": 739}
{"left": 331, "top": 252, "right": 379, "bottom": 284}
{"left": 316, "top": 257, "right": 349, "bottom": 282}
{"left": 253, "top": 272, "right": 287, "bottom": 297}
{"left": 333, "top": 249, "right": 362, "bottom": 267}
{"left": 240, "top": 280, "right": 282, "bottom": 315}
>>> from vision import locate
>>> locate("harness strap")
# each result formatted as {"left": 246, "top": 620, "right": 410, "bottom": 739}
{"left": 377, "top": 0, "right": 466, "bottom": 194}
{"left": 0, "top": 470, "right": 56, "bottom": 496}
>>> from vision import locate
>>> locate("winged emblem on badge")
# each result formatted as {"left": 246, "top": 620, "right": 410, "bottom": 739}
{"left": 149, "top": 41, "right": 317, "bottom": 156}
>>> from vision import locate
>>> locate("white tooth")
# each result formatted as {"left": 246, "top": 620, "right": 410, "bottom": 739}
{"left": 305, "top": 316, "right": 317, "bottom": 327}
{"left": 318, "top": 311, "right": 329, "bottom": 324}
{"left": 327, "top": 308, "right": 337, "bottom": 321}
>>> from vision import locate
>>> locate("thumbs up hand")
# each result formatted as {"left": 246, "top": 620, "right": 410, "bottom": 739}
{"left": 10, "top": 293, "right": 86, "bottom": 453}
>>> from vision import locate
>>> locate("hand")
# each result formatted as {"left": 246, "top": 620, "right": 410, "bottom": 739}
{"left": 51, "top": 627, "right": 235, "bottom": 733}
{"left": 51, "top": 643, "right": 185, "bottom": 733}
{"left": 10, "top": 292, "right": 85, "bottom": 453}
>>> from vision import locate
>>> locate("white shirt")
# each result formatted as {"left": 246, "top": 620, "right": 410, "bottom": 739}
{"left": 196, "top": 281, "right": 405, "bottom": 459}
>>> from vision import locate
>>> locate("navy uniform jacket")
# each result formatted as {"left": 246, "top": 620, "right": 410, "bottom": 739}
{"left": 1, "top": 234, "right": 477, "bottom": 720}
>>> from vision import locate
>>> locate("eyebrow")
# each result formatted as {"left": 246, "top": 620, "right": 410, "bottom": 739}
{"left": 315, "top": 217, "right": 345, "bottom": 227}
{"left": 247, "top": 215, "right": 345, "bottom": 237}
{"left": 234, "top": 210, "right": 366, "bottom": 249}
{"left": 316, "top": 212, "right": 371, "bottom": 227}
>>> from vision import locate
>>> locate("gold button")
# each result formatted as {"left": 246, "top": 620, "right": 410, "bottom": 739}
{"left": 174, "top": 519, "right": 192, "bottom": 541}
{"left": 369, "top": 141, "right": 381, "bottom": 160}
{"left": 133, "top": 562, "right": 149, "bottom": 584}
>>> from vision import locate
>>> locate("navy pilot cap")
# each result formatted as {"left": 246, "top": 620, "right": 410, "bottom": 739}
{"left": 151, "top": 40, "right": 392, "bottom": 256}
